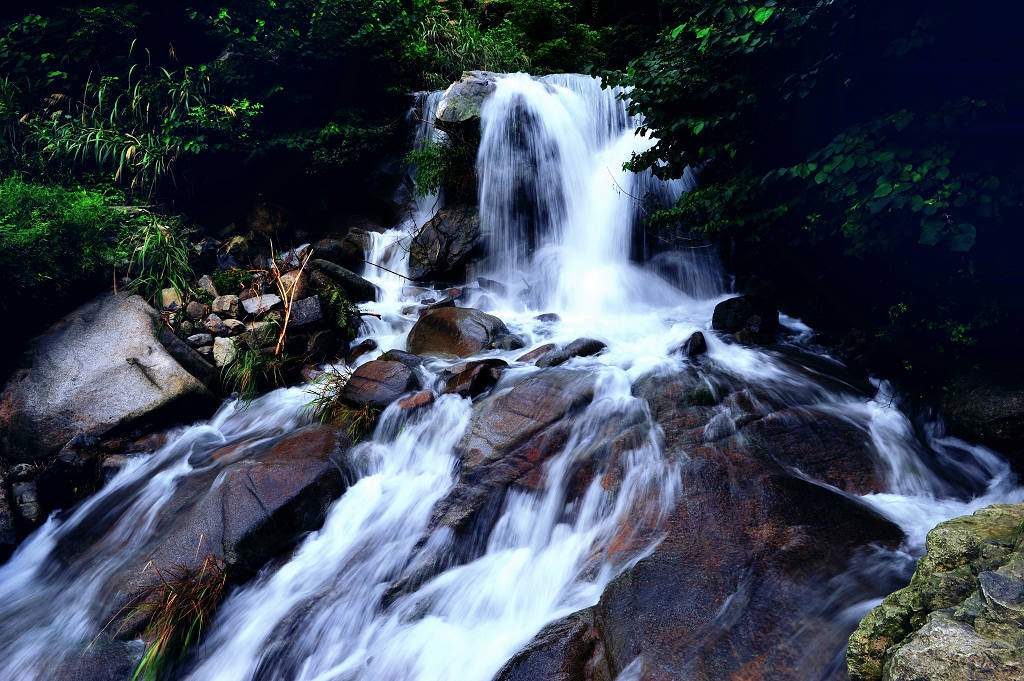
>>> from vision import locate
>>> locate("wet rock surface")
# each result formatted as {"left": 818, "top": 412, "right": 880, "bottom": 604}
{"left": 849, "top": 503, "right": 1024, "bottom": 681}
{"left": 583, "top": 365, "right": 901, "bottom": 681}
{"left": 406, "top": 307, "right": 511, "bottom": 358}
{"left": 494, "top": 608, "right": 609, "bottom": 681}
{"left": 340, "top": 359, "right": 421, "bottom": 409}
{"left": 409, "top": 204, "right": 481, "bottom": 282}
{"left": 59, "top": 424, "right": 353, "bottom": 630}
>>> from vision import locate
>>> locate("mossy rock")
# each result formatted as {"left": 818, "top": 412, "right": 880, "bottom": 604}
{"left": 848, "top": 503, "right": 1024, "bottom": 680}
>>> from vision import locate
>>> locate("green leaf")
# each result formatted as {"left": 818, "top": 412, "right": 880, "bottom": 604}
{"left": 947, "top": 223, "right": 976, "bottom": 252}
{"left": 909, "top": 195, "right": 925, "bottom": 212}
{"left": 753, "top": 7, "right": 776, "bottom": 24}
{"left": 873, "top": 182, "right": 893, "bottom": 199}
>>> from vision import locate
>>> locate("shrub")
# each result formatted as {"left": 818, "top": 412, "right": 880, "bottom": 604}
{"left": 118, "top": 217, "right": 194, "bottom": 305}
{"left": 0, "top": 175, "right": 120, "bottom": 318}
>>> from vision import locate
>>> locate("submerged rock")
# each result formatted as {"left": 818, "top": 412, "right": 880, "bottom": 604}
{"left": 406, "top": 307, "right": 511, "bottom": 358}
{"left": 59, "top": 424, "right": 353, "bottom": 633}
{"left": 0, "top": 294, "right": 212, "bottom": 463}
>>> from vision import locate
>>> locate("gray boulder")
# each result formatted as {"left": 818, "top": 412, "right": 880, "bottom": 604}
{"left": 0, "top": 294, "right": 212, "bottom": 463}
{"left": 436, "top": 71, "right": 503, "bottom": 123}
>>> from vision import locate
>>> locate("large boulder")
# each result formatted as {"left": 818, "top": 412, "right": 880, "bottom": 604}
{"left": 406, "top": 307, "right": 511, "bottom": 358}
{"left": 586, "top": 366, "right": 902, "bottom": 681}
{"left": 340, "top": 360, "right": 421, "bottom": 409}
{"left": 940, "top": 374, "right": 1024, "bottom": 467}
{"left": 436, "top": 71, "right": 502, "bottom": 123}
{"left": 711, "top": 295, "right": 780, "bottom": 340}
{"left": 408, "top": 204, "right": 481, "bottom": 282}
{"left": 848, "top": 503, "right": 1024, "bottom": 681}
{"left": 57, "top": 424, "right": 353, "bottom": 629}
{"left": 0, "top": 294, "right": 213, "bottom": 463}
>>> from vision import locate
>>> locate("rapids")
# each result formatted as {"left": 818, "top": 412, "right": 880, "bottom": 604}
{"left": 0, "top": 73, "right": 1020, "bottom": 681}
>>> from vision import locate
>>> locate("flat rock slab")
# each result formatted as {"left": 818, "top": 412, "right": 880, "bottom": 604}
{"left": 0, "top": 294, "right": 211, "bottom": 462}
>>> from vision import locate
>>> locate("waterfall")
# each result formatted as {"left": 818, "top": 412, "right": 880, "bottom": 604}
{"left": 1, "top": 72, "right": 1021, "bottom": 681}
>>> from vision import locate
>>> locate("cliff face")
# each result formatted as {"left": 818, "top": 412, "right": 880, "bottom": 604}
{"left": 848, "top": 503, "right": 1024, "bottom": 681}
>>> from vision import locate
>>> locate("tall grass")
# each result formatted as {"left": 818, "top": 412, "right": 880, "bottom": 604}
{"left": 119, "top": 217, "right": 194, "bottom": 305}
{"left": 127, "top": 555, "right": 227, "bottom": 681}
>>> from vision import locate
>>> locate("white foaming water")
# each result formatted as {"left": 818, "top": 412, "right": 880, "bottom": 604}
{"left": 1, "top": 73, "right": 1021, "bottom": 681}
{"left": 0, "top": 388, "right": 311, "bottom": 680}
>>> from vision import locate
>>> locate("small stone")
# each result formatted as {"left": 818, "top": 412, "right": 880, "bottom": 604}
{"left": 279, "top": 270, "right": 309, "bottom": 300}
{"left": 301, "top": 364, "right": 325, "bottom": 383}
{"left": 186, "top": 300, "right": 206, "bottom": 320}
{"left": 223, "top": 319, "right": 246, "bottom": 336}
{"left": 204, "top": 313, "right": 229, "bottom": 335}
{"left": 197, "top": 274, "right": 219, "bottom": 298}
{"left": 534, "top": 313, "right": 560, "bottom": 323}
{"left": 347, "top": 339, "right": 379, "bottom": 364}
{"left": 289, "top": 295, "right": 323, "bottom": 327}
{"left": 187, "top": 333, "right": 214, "bottom": 348}
{"left": 673, "top": 331, "right": 707, "bottom": 358}
{"left": 492, "top": 334, "right": 525, "bottom": 351}
{"left": 399, "top": 390, "right": 435, "bottom": 412}
{"left": 161, "top": 288, "right": 182, "bottom": 310}
{"left": 242, "top": 294, "right": 283, "bottom": 316}
{"left": 197, "top": 346, "right": 213, "bottom": 359}
{"left": 517, "top": 343, "right": 557, "bottom": 363}
{"left": 179, "top": 320, "right": 195, "bottom": 336}
{"left": 9, "top": 463, "right": 35, "bottom": 481}
{"left": 536, "top": 338, "right": 607, "bottom": 368}
{"left": 213, "top": 337, "right": 238, "bottom": 367}
{"left": 212, "top": 294, "right": 242, "bottom": 319}
{"left": 12, "top": 480, "right": 40, "bottom": 524}
{"left": 447, "top": 287, "right": 464, "bottom": 300}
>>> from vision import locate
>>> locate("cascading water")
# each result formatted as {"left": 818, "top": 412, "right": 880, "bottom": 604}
{"left": 0, "top": 72, "right": 1021, "bottom": 681}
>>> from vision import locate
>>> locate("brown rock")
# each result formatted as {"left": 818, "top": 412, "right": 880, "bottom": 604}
{"left": 398, "top": 391, "right": 435, "bottom": 412}
{"left": 440, "top": 359, "right": 509, "bottom": 399}
{"left": 517, "top": 343, "right": 557, "bottom": 363}
{"left": 406, "top": 307, "right": 510, "bottom": 358}
{"left": 340, "top": 360, "right": 421, "bottom": 409}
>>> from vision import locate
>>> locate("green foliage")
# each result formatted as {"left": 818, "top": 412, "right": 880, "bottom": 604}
{"left": 221, "top": 319, "right": 294, "bottom": 398}
{"left": 404, "top": 137, "right": 477, "bottom": 198}
{"left": 306, "top": 370, "right": 380, "bottom": 441}
{"left": 0, "top": 175, "right": 120, "bottom": 316}
{"left": 608, "top": 0, "right": 1024, "bottom": 378}
{"left": 418, "top": 11, "right": 527, "bottom": 89}
{"left": 126, "top": 556, "right": 226, "bottom": 681}
{"left": 119, "top": 217, "right": 194, "bottom": 305}
{"left": 316, "top": 277, "right": 363, "bottom": 340}
{"left": 210, "top": 267, "right": 255, "bottom": 296}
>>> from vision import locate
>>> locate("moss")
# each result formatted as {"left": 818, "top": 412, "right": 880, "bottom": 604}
{"left": 848, "top": 504, "right": 1024, "bottom": 681}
